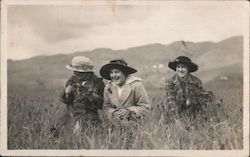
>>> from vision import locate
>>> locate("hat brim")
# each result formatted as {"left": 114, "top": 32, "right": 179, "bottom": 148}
{"left": 168, "top": 61, "right": 198, "bottom": 72}
{"left": 65, "top": 65, "right": 94, "bottom": 72}
{"left": 100, "top": 63, "right": 137, "bottom": 80}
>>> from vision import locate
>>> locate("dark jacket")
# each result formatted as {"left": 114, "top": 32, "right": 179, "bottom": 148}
{"left": 165, "top": 74, "right": 213, "bottom": 114}
{"left": 60, "top": 73, "right": 104, "bottom": 119}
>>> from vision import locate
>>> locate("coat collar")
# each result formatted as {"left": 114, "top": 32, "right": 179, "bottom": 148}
{"left": 107, "top": 75, "right": 141, "bottom": 106}
{"left": 125, "top": 75, "right": 141, "bottom": 84}
{"left": 171, "top": 74, "right": 195, "bottom": 85}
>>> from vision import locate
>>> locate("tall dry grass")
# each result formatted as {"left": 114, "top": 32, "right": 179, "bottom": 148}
{"left": 7, "top": 85, "right": 243, "bottom": 149}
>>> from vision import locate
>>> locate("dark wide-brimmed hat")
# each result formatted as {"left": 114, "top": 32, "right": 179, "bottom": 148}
{"left": 66, "top": 56, "right": 94, "bottom": 72}
{"left": 100, "top": 59, "right": 137, "bottom": 80}
{"left": 168, "top": 56, "right": 198, "bottom": 72}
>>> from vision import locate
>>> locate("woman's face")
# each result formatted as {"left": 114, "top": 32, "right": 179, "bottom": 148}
{"left": 74, "top": 71, "right": 92, "bottom": 78}
{"left": 176, "top": 63, "right": 189, "bottom": 79}
{"left": 110, "top": 68, "right": 126, "bottom": 86}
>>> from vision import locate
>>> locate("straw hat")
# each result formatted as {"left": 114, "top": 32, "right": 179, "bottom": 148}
{"left": 100, "top": 59, "right": 137, "bottom": 80}
{"left": 66, "top": 56, "right": 94, "bottom": 72}
{"left": 168, "top": 56, "right": 198, "bottom": 72}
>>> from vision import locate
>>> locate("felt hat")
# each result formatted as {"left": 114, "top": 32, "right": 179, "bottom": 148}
{"left": 168, "top": 56, "right": 198, "bottom": 72}
{"left": 100, "top": 59, "right": 137, "bottom": 80}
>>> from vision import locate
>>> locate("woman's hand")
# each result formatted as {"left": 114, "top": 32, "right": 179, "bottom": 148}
{"left": 65, "top": 85, "right": 73, "bottom": 93}
{"left": 113, "top": 109, "right": 130, "bottom": 120}
{"left": 186, "top": 99, "right": 191, "bottom": 107}
{"left": 65, "top": 85, "right": 73, "bottom": 98}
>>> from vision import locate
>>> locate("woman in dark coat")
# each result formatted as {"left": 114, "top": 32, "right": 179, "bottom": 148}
{"left": 52, "top": 56, "right": 104, "bottom": 148}
{"left": 165, "top": 56, "right": 213, "bottom": 118}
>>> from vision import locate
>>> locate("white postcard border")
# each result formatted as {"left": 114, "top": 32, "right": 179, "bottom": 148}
{"left": 1, "top": 0, "right": 249, "bottom": 156}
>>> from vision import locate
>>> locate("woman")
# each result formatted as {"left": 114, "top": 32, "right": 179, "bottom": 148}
{"left": 60, "top": 56, "right": 104, "bottom": 125}
{"left": 165, "top": 56, "right": 213, "bottom": 117}
{"left": 100, "top": 59, "right": 151, "bottom": 124}
{"left": 100, "top": 59, "right": 151, "bottom": 149}
{"left": 52, "top": 56, "right": 104, "bottom": 148}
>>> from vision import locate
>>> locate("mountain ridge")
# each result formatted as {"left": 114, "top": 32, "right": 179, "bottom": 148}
{"left": 8, "top": 35, "right": 243, "bottom": 92}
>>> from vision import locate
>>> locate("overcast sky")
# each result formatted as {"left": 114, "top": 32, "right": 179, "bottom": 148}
{"left": 7, "top": 1, "right": 247, "bottom": 60}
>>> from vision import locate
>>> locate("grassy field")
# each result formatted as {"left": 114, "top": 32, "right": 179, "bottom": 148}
{"left": 7, "top": 80, "right": 243, "bottom": 150}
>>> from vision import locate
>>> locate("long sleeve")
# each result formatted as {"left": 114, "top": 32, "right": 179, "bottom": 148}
{"left": 192, "top": 78, "right": 213, "bottom": 104}
{"left": 60, "top": 90, "right": 74, "bottom": 105}
{"left": 60, "top": 76, "right": 76, "bottom": 105}
{"left": 126, "top": 81, "right": 151, "bottom": 118}
{"left": 90, "top": 78, "right": 105, "bottom": 110}
{"left": 165, "top": 79, "right": 177, "bottom": 112}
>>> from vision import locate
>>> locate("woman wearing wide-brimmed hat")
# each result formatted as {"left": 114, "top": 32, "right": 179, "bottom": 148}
{"left": 61, "top": 56, "right": 104, "bottom": 120}
{"left": 100, "top": 59, "right": 151, "bottom": 148}
{"left": 100, "top": 59, "right": 151, "bottom": 123}
{"left": 165, "top": 56, "right": 213, "bottom": 118}
{"left": 52, "top": 56, "right": 104, "bottom": 148}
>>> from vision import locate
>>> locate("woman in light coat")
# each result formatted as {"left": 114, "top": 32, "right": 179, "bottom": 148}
{"left": 100, "top": 59, "right": 151, "bottom": 124}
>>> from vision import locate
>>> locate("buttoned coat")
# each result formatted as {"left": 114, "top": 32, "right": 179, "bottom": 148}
{"left": 103, "top": 75, "right": 151, "bottom": 120}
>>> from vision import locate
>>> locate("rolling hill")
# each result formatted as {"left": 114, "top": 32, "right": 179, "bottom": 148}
{"left": 8, "top": 35, "right": 243, "bottom": 93}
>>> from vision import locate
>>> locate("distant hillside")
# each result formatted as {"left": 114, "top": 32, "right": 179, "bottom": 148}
{"left": 8, "top": 35, "right": 243, "bottom": 92}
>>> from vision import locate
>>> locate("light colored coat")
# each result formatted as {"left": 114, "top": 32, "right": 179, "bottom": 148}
{"left": 103, "top": 75, "right": 151, "bottom": 120}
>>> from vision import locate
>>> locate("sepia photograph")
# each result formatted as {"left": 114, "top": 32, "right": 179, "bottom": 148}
{"left": 1, "top": 0, "right": 249, "bottom": 156}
